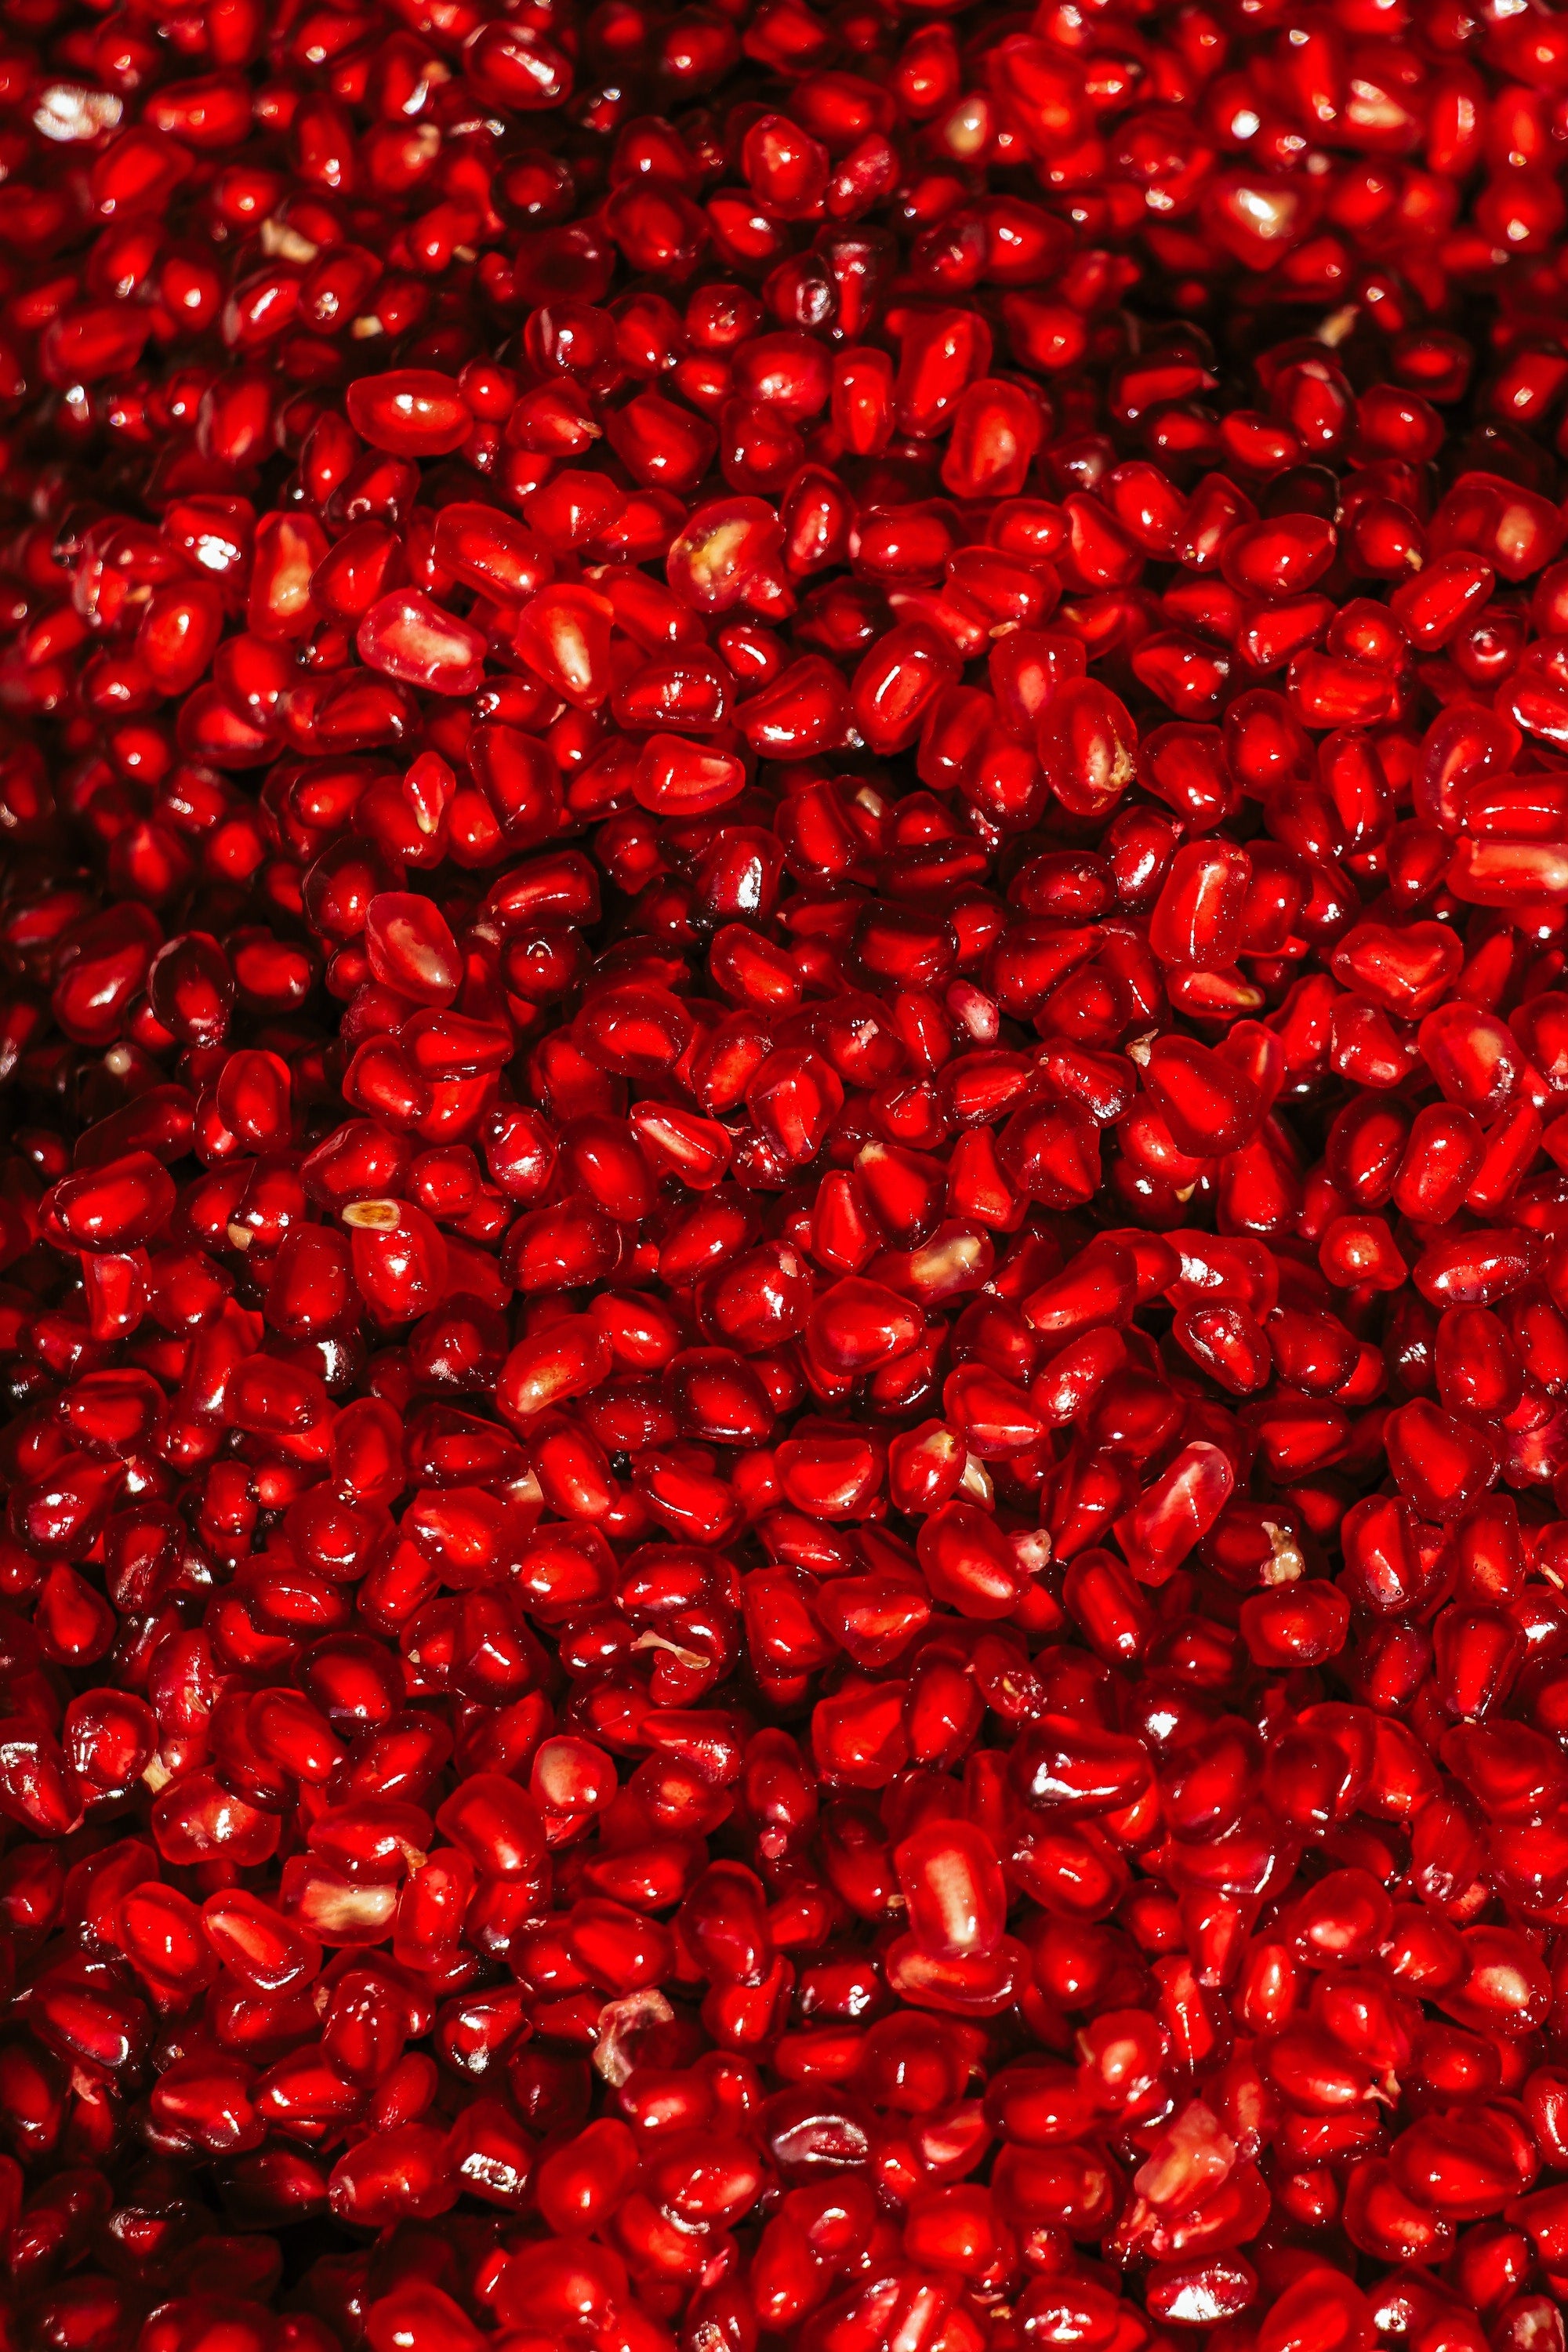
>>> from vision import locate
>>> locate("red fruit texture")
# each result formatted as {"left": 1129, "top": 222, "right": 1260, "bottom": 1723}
{"left": 9, "top": 1, "right": 1568, "bottom": 2351}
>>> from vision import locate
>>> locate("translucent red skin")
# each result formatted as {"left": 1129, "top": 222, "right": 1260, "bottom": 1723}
{"left": 9, "top": 3, "right": 1568, "bottom": 2352}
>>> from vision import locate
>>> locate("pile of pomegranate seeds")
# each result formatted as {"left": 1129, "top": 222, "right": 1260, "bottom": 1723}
{"left": 13, "top": 0, "right": 1568, "bottom": 2346}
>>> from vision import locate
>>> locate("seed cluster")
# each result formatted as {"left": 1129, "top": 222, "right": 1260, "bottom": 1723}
{"left": 4, "top": 2, "right": 1568, "bottom": 2351}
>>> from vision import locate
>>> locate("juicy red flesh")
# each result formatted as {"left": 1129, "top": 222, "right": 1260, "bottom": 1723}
{"left": 6, "top": 4, "right": 1568, "bottom": 2352}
